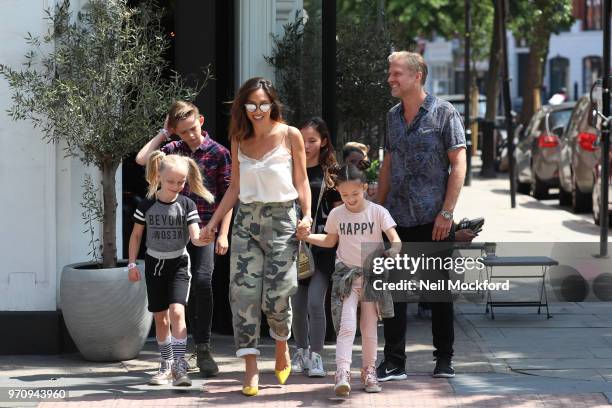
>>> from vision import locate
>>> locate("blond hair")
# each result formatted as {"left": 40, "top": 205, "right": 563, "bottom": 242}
{"left": 167, "top": 101, "right": 200, "bottom": 129}
{"left": 343, "top": 141, "right": 369, "bottom": 157}
{"left": 388, "top": 51, "right": 428, "bottom": 85}
{"left": 145, "top": 151, "right": 214, "bottom": 203}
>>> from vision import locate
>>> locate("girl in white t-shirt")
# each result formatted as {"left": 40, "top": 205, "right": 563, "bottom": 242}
{"left": 297, "top": 160, "right": 401, "bottom": 397}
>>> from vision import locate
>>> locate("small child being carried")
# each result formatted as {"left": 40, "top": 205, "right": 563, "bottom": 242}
{"left": 128, "top": 151, "right": 214, "bottom": 387}
{"left": 297, "top": 160, "right": 401, "bottom": 397}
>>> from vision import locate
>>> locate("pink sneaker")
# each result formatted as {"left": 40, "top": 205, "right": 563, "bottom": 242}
{"left": 361, "top": 366, "right": 382, "bottom": 393}
{"left": 334, "top": 369, "right": 351, "bottom": 396}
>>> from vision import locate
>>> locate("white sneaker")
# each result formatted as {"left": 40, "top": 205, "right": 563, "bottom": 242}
{"left": 149, "top": 360, "right": 173, "bottom": 385}
{"left": 334, "top": 369, "right": 351, "bottom": 397}
{"left": 185, "top": 352, "right": 198, "bottom": 372}
{"left": 172, "top": 357, "right": 192, "bottom": 387}
{"left": 291, "top": 348, "right": 310, "bottom": 374}
{"left": 308, "top": 351, "right": 326, "bottom": 377}
{"left": 361, "top": 366, "right": 382, "bottom": 393}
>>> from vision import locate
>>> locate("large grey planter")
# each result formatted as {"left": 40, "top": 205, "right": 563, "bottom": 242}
{"left": 60, "top": 260, "right": 152, "bottom": 362}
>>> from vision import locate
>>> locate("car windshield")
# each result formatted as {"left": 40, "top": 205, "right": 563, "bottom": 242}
{"left": 548, "top": 108, "right": 573, "bottom": 130}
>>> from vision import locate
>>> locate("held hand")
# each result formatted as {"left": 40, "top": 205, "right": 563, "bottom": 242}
{"left": 200, "top": 225, "right": 216, "bottom": 245}
{"left": 128, "top": 267, "right": 141, "bottom": 282}
{"left": 432, "top": 213, "right": 453, "bottom": 241}
{"left": 296, "top": 227, "right": 311, "bottom": 241}
{"left": 215, "top": 234, "right": 229, "bottom": 255}
{"left": 296, "top": 219, "right": 311, "bottom": 239}
{"left": 297, "top": 216, "right": 312, "bottom": 230}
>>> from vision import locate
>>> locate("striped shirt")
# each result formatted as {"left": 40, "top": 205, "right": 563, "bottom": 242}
{"left": 133, "top": 195, "right": 200, "bottom": 253}
{"left": 162, "top": 131, "right": 232, "bottom": 226}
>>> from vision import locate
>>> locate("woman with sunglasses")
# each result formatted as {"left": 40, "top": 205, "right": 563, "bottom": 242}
{"left": 201, "top": 77, "right": 311, "bottom": 396}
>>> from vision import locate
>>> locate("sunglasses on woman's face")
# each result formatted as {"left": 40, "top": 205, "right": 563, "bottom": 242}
{"left": 244, "top": 102, "right": 273, "bottom": 113}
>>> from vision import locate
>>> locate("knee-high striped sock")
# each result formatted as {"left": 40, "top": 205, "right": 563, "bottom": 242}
{"left": 172, "top": 336, "right": 187, "bottom": 362}
{"left": 158, "top": 336, "right": 173, "bottom": 370}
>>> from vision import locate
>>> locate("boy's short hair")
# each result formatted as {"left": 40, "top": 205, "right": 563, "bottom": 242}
{"left": 388, "top": 51, "right": 428, "bottom": 85}
{"left": 167, "top": 101, "right": 200, "bottom": 129}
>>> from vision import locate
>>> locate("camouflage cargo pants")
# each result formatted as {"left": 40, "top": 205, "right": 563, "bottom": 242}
{"left": 230, "top": 201, "right": 299, "bottom": 357}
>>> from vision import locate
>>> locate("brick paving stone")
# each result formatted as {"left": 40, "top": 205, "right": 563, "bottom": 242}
{"left": 36, "top": 373, "right": 611, "bottom": 408}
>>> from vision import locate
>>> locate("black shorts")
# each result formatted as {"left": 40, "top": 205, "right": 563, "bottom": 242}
{"left": 144, "top": 253, "right": 191, "bottom": 312}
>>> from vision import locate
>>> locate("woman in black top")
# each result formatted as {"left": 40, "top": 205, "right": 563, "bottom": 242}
{"left": 291, "top": 117, "right": 342, "bottom": 377}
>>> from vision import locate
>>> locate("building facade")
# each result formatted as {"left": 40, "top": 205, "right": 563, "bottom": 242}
{"left": 0, "top": 0, "right": 304, "bottom": 353}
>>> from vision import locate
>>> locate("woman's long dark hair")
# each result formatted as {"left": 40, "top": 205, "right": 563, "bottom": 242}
{"left": 229, "top": 77, "right": 284, "bottom": 143}
{"left": 300, "top": 116, "right": 337, "bottom": 188}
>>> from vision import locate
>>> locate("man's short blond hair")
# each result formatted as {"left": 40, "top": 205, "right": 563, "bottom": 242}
{"left": 167, "top": 100, "right": 200, "bottom": 129}
{"left": 388, "top": 51, "right": 428, "bottom": 86}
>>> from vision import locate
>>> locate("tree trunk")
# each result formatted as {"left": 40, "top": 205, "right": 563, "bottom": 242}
{"left": 470, "top": 81, "right": 479, "bottom": 154}
{"left": 101, "top": 159, "right": 119, "bottom": 268}
{"left": 520, "top": 24, "right": 549, "bottom": 126}
{"left": 481, "top": 0, "right": 501, "bottom": 177}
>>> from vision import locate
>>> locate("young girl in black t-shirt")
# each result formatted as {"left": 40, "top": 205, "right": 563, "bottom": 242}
{"left": 291, "top": 117, "right": 342, "bottom": 377}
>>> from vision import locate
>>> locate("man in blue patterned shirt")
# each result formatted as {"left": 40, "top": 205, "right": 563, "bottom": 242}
{"left": 375, "top": 51, "right": 466, "bottom": 380}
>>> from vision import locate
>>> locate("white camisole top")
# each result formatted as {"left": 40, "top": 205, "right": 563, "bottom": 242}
{"left": 238, "top": 128, "right": 298, "bottom": 203}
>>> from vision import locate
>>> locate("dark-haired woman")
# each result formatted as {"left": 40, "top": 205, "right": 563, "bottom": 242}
{"left": 202, "top": 77, "right": 311, "bottom": 396}
{"left": 291, "top": 117, "right": 342, "bottom": 378}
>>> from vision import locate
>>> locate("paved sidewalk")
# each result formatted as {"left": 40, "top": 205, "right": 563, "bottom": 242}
{"left": 3, "top": 171, "right": 612, "bottom": 407}
{"left": 3, "top": 301, "right": 612, "bottom": 407}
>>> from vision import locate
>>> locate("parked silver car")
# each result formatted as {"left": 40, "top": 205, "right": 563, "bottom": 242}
{"left": 558, "top": 95, "right": 601, "bottom": 213}
{"left": 592, "top": 149, "right": 612, "bottom": 226}
{"left": 514, "top": 102, "right": 575, "bottom": 198}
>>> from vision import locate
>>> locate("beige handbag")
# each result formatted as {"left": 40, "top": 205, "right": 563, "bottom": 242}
{"left": 297, "top": 181, "right": 326, "bottom": 280}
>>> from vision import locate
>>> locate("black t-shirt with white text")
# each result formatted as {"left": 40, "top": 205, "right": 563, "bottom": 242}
{"left": 133, "top": 195, "right": 200, "bottom": 253}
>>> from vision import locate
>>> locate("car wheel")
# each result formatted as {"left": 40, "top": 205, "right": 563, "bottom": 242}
{"left": 559, "top": 183, "right": 572, "bottom": 206}
{"left": 531, "top": 175, "right": 548, "bottom": 200}
{"left": 572, "top": 182, "right": 592, "bottom": 213}
{"left": 594, "top": 208, "right": 612, "bottom": 227}
{"left": 516, "top": 172, "right": 530, "bottom": 194}
{"left": 517, "top": 180, "right": 531, "bottom": 195}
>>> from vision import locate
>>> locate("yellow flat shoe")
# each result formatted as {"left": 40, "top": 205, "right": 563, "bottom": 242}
{"left": 275, "top": 365, "right": 291, "bottom": 385}
{"left": 242, "top": 385, "right": 258, "bottom": 396}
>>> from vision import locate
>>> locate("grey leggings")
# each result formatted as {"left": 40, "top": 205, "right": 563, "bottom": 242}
{"left": 291, "top": 267, "right": 330, "bottom": 353}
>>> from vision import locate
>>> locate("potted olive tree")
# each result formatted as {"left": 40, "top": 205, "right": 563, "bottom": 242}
{"left": 0, "top": 0, "right": 207, "bottom": 361}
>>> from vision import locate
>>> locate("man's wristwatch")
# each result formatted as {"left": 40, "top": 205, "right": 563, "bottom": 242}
{"left": 440, "top": 210, "right": 453, "bottom": 221}
{"left": 127, "top": 262, "right": 137, "bottom": 270}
